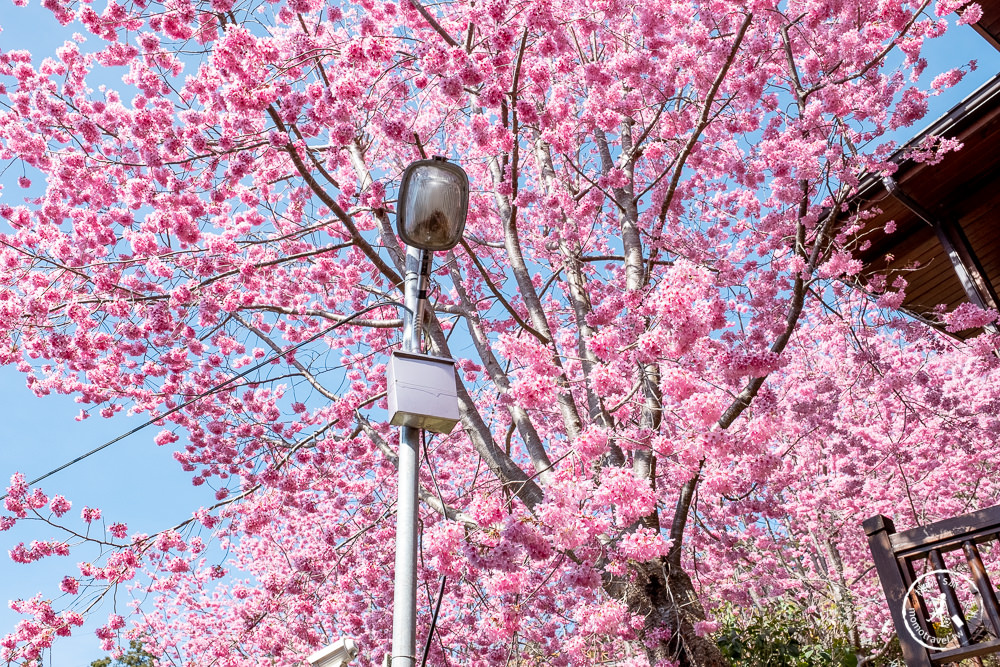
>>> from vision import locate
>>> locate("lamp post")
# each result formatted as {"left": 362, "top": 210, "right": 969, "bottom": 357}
{"left": 391, "top": 157, "right": 468, "bottom": 667}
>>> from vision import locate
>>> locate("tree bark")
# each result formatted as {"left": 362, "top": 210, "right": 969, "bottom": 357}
{"left": 606, "top": 558, "right": 727, "bottom": 667}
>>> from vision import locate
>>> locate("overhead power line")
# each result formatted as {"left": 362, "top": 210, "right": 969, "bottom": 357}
{"left": 1, "top": 300, "right": 397, "bottom": 501}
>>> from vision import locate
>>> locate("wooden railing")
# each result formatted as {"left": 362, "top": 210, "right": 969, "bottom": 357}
{"left": 864, "top": 505, "right": 1000, "bottom": 666}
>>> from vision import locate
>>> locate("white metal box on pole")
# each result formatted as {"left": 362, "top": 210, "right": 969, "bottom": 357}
{"left": 387, "top": 351, "right": 460, "bottom": 434}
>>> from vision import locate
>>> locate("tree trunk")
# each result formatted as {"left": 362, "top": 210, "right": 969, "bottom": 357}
{"left": 607, "top": 558, "right": 727, "bottom": 667}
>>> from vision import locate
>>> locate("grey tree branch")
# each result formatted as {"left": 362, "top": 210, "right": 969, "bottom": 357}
{"left": 486, "top": 123, "right": 583, "bottom": 444}
{"left": 531, "top": 131, "right": 623, "bottom": 465}
{"left": 356, "top": 414, "right": 478, "bottom": 527}
{"left": 446, "top": 254, "right": 556, "bottom": 484}
{"left": 458, "top": 238, "right": 550, "bottom": 345}
{"left": 419, "top": 295, "right": 547, "bottom": 510}
{"left": 266, "top": 105, "right": 403, "bottom": 288}
{"left": 234, "top": 313, "right": 339, "bottom": 401}
{"left": 648, "top": 12, "right": 754, "bottom": 280}
{"left": 242, "top": 304, "right": 402, "bottom": 328}
{"left": 409, "top": 0, "right": 459, "bottom": 47}
{"left": 347, "top": 140, "right": 407, "bottom": 274}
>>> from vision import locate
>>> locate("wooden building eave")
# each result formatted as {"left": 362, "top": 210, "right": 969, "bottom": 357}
{"left": 848, "top": 71, "right": 1000, "bottom": 339}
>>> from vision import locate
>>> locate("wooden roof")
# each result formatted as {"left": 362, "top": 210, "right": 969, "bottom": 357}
{"left": 849, "top": 10, "right": 1000, "bottom": 339}
{"left": 972, "top": 0, "right": 1000, "bottom": 50}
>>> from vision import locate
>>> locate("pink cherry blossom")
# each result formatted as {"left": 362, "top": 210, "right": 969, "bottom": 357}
{"left": 0, "top": 0, "right": 994, "bottom": 664}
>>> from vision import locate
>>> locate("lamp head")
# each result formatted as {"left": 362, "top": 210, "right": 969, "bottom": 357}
{"left": 397, "top": 157, "right": 469, "bottom": 251}
{"left": 307, "top": 638, "right": 359, "bottom": 667}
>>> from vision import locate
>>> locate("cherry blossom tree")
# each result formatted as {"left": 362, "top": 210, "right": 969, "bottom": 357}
{"left": 690, "top": 292, "right": 1000, "bottom": 663}
{"left": 0, "top": 0, "right": 993, "bottom": 664}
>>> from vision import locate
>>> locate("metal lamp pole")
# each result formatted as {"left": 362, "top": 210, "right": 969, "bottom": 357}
{"left": 390, "top": 158, "right": 469, "bottom": 667}
{"left": 391, "top": 245, "right": 431, "bottom": 667}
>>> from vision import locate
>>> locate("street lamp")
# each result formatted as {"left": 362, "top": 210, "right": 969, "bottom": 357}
{"left": 389, "top": 157, "right": 468, "bottom": 667}
{"left": 307, "top": 638, "right": 359, "bottom": 667}
{"left": 396, "top": 157, "right": 469, "bottom": 251}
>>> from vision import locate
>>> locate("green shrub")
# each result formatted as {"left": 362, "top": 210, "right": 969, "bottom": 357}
{"left": 714, "top": 603, "right": 858, "bottom": 667}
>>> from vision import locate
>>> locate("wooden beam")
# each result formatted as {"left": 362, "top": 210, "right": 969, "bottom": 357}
{"left": 971, "top": 21, "right": 1000, "bottom": 52}
{"left": 887, "top": 505, "right": 1000, "bottom": 553}
{"left": 933, "top": 216, "right": 1000, "bottom": 313}
{"left": 882, "top": 177, "right": 1000, "bottom": 333}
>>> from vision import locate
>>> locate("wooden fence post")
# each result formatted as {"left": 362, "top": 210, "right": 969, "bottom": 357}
{"left": 864, "top": 514, "right": 934, "bottom": 667}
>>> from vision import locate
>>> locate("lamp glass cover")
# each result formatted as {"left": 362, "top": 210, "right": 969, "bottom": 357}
{"left": 398, "top": 160, "right": 469, "bottom": 250}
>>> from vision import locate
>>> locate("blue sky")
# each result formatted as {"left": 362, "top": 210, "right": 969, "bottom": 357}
{"left": 0, "top": 5, "right": 217, "bottom": 664}
{"left": 0, "top": 366, "right": 205, "bottom": 665}
{"left": 1, "top": 3, "right": 1000, "bottom": 665}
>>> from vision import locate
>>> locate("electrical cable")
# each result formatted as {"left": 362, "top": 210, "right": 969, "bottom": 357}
{"left": 421, "top": 430, "right": 449, "bottom": 517}
{"left": 419, "top": 430, "right": 451, "bottom": 667}
{"left": 1, "top": 299, "right": 397, "bottom": 500}
{"left": 420, "top": 575, "right": 447, "bottom": 667}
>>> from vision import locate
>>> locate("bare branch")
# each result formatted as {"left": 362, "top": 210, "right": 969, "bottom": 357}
{"left": 409, "top": 0, "right": 459, "bottom": 46}
{"left": 355, "top": 414, "right": 478, "bottom": 527}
